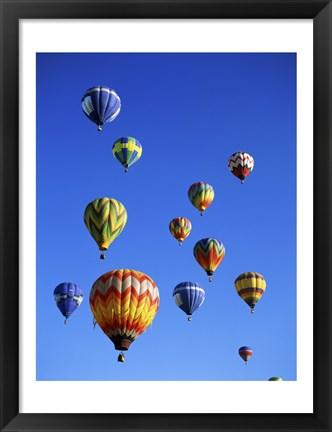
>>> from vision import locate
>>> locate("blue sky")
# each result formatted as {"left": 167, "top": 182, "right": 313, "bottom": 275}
{"left": 36, "top": 52, "right": 296, "bottom": 381}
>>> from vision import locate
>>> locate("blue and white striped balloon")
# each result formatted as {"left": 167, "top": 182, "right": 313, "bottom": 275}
{"left": 53, "top": 282, "right": 84, "bottom": 324}
{"left": 173, "top": 281, "right": 205, "bottom": 321}
{"left": 81, "top": 86, "right": 121, "bottom": 131}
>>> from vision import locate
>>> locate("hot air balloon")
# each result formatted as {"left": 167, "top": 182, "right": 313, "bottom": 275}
{"left": 173, "top": 281, "right": 205, "bottom": 321}
{"left": 112, "top": 137, "right": 142, "bottom": 172}
{"left": 90, "top": 269, "right": 160, "bottom": 362}
{"left": 268, "top": 377, "right": 283, "bottom": 381}
{"left": 169, "top": 217, "right": 192, "bottom": 245}
{"left": 238, "top": 346, "right": 253, "bottom": 364}
{"left": 228, "top": 152, "right": 254, "bottom": 184}
{"left": 193, "top": 238, "right": 225, "bottom": 282}
{"left": 84, "top": 198, "right": 127, "bottom": 259}
{"left": 234, "top": 272, "right": 266, "bottom": 313}
{"left": 81, "top": 86, "right": 121, "bottom": 131}
{"left": 53, "top": 282, "right": 84, "bottom": 324}
{"left": 188, "top": 182, "right": 214, "bottom": 215}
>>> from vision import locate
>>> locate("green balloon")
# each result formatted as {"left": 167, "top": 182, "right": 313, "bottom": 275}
{"left": 268, "top": 377, "right": 283, "bottom": 381}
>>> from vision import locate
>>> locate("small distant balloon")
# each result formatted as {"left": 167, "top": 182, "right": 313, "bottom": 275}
{"left": 228, "top": 152, "right": 254, "bottom": 184}
{"left": 238, "top": 346, "right": 253, "bottom": 364}
{"left": 193, "top": 238, "right": 225, "bottom": 282}
{"left": 169, "top": 217, "right": 192, "bottom": 245}
{"left": 112, "top": 137, "right": 142, "bottom": 172}
{"left": 53, "top": 282, "right": 84, "bottom": 324}
{"left": 81, "top": 86, "right": 121, "bottom": 131}
{"left": 234, "top": 272, "right": 266, "bottom": 313}
{"left": 173, "top": 281, "right": 205, "bottom": 321}
{"left": 188, "top": 182, "right": 214, "bottom": 215}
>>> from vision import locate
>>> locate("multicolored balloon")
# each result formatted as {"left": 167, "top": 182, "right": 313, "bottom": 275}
{"left": 188, "top": 182, "right": 214, "bottom": 215}
{"left": 193, "top": 238, "right": 225, "bottom": 281}
{"left": 53, "top": 282, "right": 84, "bottom": 324}
{"left": 234, "top": 272, "right": 266, "bottom": 313}
{"left": 90, "top": 269, "right": 160, "bottom": 362}
{"left": 268, "top": 377, "right": 283, "bottom": 381}
{"left": 81, "top": 86, "right": 121, "bottom": 131}
{"left": 84, "top": 198, "right": 127, "bottom": 259}
{"left": 173, "top": 281, "right": 205, "bottom": 321}
{"left": 169, "top": 217, "right": 192, "bottom": 245}
{"left": 112, "top": 137, "right": 142, "bottom": 172}
{"left": 238, "top": 346, "right": 253, "bottom": 364}
{"left": 228, "top": 152, "right": 254, "bottom": 184}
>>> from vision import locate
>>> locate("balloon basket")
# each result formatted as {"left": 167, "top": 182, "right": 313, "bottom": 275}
{"left": 117, "top": 352, "right": 125, "bottom": 363}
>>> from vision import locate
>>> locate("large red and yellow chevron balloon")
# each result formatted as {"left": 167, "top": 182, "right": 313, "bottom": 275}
{"left": 193, "top": 238, "right": 225, "bottom": 281}
{"left": 90, "top": 269, "right": 160, "bottom": 352}
{"left": 169, "top": 217, "right": 192, "bottom": 245}
{"left": 84, "top": 197, "right": 127, "bottom": 258}
{"left": 228, "top": 152, "right": 254, "bottom": 184}
{"left": 234, "top": 272, "right": 266, "bottom": 313}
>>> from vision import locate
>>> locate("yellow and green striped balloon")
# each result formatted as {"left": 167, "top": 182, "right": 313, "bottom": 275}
{"left": 234, "top": 272, "right": 266, "bottom": 313}
{"left": 84, "top": 197, "right": 127, "bottom": 259}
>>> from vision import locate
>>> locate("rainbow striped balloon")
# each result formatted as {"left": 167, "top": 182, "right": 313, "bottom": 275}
{"left": 188, "top": 182, "right": 214, "bottom": 215}
{"left": 228, "top": 151, "right": 254, "bottom": 184}
{"left": 84, "top": 198, "right": 127, "bottom": 259}
{"left": 238, "top": 346, "right": 253, "bottom": 364}
{"left": 169, "top": 217, "right": 192, "bottom": 245}
{"left": 90, "top": 269, "right": 160, "bottom": 354}
{"left": 193, "top": 238, "right": 225, "bottom": 282}
{"left": 112, "top": 137, "right": 142, "bottom": 172}
{"left": 234, "top": 272, "right": 266, "bottom": 313}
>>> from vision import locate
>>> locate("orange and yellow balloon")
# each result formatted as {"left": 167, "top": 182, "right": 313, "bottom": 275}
{"left": 169, "top": 217, "right": 192, "bottom": 245}
{"left": 90, "top": 269, "right": 160, "bottom": 361}
{"left": 193, "top": 238, "right": 225, "bottom": 281}
{"left": 234, "top": 272, "right": 266, "bottom": 313}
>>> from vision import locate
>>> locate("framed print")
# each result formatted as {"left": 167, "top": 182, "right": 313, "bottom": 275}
{"left": 0, "top": 1, "right": 331, "bottom": 431}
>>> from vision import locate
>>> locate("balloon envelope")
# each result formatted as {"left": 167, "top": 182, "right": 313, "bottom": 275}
{"left": 173, "top": 281, "right": 205, "bottom": 318}
{"left": 193, "top": 238, "right": 225, "bottom": 280}
{"left": 81, "top": 86, "right": 121, "bottom": 130}
{"left": 112, "top": 137, "right": 142, "bottom": 171}
{"left": 228, "top": 152, "right": 254, "bottom": 183}
{"left": 234, "top": 272, "right": 266, "bottom": 312}
{"left": 169, "top": 217, "right": 192, "bottom": 245}
{"left": 90, "top": 269, "right": 160, "bottom": 351}
{"left": 268, "top": 377, "right": 283, "bottom": 381}
{"left": 188, "top": 182, "right": 214, "bottom": 215}
{"left": 84, "top": 197, "right": 127, "bottom": 254}
{"left": 238, "top": 346, "right": 253, "bottom": 363}
{"left": 53, "top": 282, "right": 84, "bottom": 321}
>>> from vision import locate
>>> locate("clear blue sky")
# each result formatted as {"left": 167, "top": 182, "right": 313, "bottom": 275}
{"left": 36, "top": 52, "right": 296, "bottom": 381}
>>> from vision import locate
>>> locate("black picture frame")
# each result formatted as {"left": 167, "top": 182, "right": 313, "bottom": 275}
{"left": 0, "top": 1, "right": 331, "bottom": 431}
